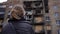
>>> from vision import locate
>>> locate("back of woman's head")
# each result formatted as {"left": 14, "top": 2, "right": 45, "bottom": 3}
{"left": 10, "top": 5, "right": 25, "bottom": 20}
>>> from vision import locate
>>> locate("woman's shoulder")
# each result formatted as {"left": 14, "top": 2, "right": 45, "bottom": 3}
{"left": 2, "top": 23, "right": 16, "bottom": 34}
{"left": 3, "top": 23, "right": 14, "bottom": 29}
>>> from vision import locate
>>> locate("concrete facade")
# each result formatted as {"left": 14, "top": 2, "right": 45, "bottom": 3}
{"left": 48, "top": 0, "right": 60, "bottom": 34}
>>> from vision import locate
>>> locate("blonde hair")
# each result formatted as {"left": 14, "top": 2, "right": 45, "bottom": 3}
{"left": 10, "top": 5, "right": 26, "bottom": 20}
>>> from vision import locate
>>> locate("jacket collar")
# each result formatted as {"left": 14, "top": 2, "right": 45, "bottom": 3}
{"left": 8, "top": 17, "right": 26, "bottom": 22}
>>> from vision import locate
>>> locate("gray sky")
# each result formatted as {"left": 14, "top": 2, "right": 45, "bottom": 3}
{"left": 0, "top": 0, "right": 7, "bottom": 3}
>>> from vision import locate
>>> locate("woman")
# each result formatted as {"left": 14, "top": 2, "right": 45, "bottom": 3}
{"left": 2, "top": 5, "right": 34, "bottom": 34}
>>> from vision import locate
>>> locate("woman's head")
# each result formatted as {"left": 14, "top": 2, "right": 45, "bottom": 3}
{"left": 10, "top": 5, "right": 25, "bottom": 20}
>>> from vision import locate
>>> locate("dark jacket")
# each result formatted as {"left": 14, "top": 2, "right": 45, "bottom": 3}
{"left": 2, "top": 18, "right": 35, "bottom": 34}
